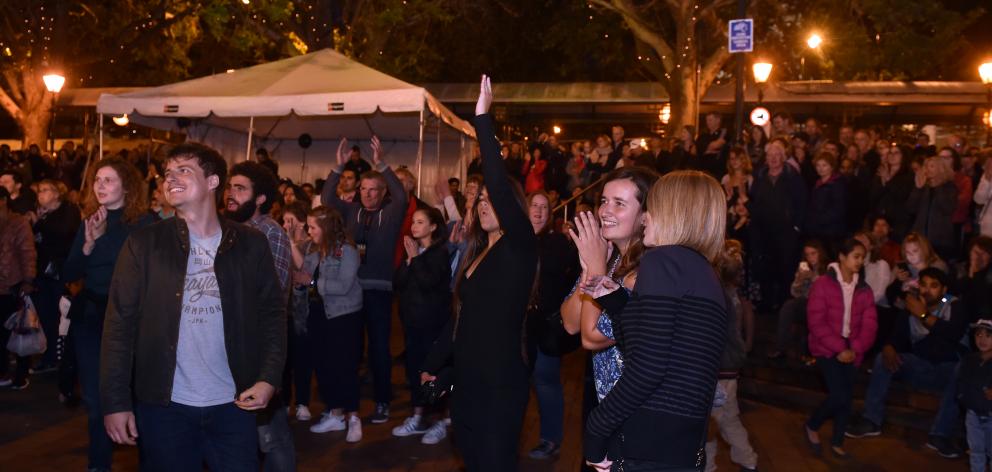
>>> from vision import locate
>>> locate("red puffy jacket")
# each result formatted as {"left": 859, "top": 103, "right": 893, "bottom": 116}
{"left": 806, "top": 268, "right": 878, "bottom": 366}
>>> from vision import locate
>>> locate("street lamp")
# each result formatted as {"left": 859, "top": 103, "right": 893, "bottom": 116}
{"left": 980, "top": 61, "right": 992, "bottom": 146}
{"left": 43, "top": 73, "right": 65, "bottom": 154}
{"left": 801, "top": 33, "right": 823, "bottom": 80}
{"left": 753, "top": 62, "right": 773, "bottom": 104}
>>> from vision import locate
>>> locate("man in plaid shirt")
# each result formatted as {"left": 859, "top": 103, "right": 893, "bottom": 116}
{"left": 225, "top": 161, "right": 294, "bottom": 471}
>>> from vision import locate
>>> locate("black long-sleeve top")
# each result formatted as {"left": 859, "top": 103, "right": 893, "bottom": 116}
{"left": 33, "top": 202, "right": 81, "bottom": 276}
{"left": 394, "top": 241, "right": 451, "bottom": 329}
{"left": 869, "top": 171, "right": 915, "bottom": 239}
{"left": 63, "top": 209, "right": 156, "bottom": 296}
{"left": 585, "top": 245, "right": 727, "bottom": 465}
{"left": 423, "top": 114, "right": 538, "bottom": 416}
{"left": 957, "top": 352, "right": 992, "bottom": 414}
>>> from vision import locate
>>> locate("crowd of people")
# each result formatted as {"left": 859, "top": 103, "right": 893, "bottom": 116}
{"left": 2, "top": 74, "right": 992, "bottom": 472}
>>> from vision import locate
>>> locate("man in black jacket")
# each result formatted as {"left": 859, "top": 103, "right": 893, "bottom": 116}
{"left": 747, "top": 141, "right": 807, "bottom": 311}
{"left": 101, "top": 143, "right": 286, "bottom": 472}
{"left": 847, "top": 268, "right": 967, "bottom": 459}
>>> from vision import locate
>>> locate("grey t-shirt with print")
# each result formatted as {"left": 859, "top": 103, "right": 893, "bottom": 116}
{"left": 171, "top": 231, "right": 236, "bottom": 407}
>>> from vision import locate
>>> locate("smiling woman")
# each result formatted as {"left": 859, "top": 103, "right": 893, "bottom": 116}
{"left": 63, "top": 156, "right": 156, "bottom": 472}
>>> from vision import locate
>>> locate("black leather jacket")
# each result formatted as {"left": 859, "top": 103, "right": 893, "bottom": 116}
{"left": 100, "top": 216, "right": 287, "bottom": 414}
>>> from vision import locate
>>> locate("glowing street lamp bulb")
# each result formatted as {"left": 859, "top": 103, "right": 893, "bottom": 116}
{"left": 43, "top": 73, "right": 65, "bottom": 93}
{"left": 753, "top": 62, "right": 773, "bottom": 84}
{"left": 113, "top": 114, "right": 129, "bottom": 126}
{"left": 806, "top": 34, "right": 823, "bottom": 49}
{"left": 980, "top": 62, "right": 992, "bottom": 85}
{"left": 552, "top": 125, "right": 562, "bottom": 135}
{"left": 659, "top": 103, "right": 671, "bottom": 124}
{"left": 241, "top": 0, "right": 250, "bottom": 4}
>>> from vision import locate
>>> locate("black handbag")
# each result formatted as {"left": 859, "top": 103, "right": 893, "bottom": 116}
{"left": 420, "top": 366, "right": 453, "bottom": 405}
{"left": 533, "top": 308, "right": 581, "bottom": 357}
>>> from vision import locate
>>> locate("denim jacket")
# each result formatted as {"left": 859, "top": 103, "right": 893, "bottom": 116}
{"left": 293, "top": 243, "right": 362, "bottom": 324}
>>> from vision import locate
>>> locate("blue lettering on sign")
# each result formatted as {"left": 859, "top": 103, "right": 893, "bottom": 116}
{"left": 728, "top": 19, "right": 753, "bottom": 53}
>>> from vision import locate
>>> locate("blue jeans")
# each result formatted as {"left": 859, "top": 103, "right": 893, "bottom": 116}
{"left": 363, "top": 289, "right": 393, "bottom": 404}
{"left": 258, "top": 400, "right": 296, "bottom": 472}
{"left": 533, "top": 350, "right": 564, "bottom": 443}
{"left": 72, "top": 302, "right": 113, "bottom": 470}
{"left": 862, "top": 352, "right": 959, "bottom": 437}
{"left": 967, "top": 410, "right": 992, "bottom": 472}
{"left": 135, "top": 401, "right": 259, "bottom": 472}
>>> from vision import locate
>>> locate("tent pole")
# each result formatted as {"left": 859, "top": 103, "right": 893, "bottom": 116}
{"left": 459, "top": 135, "right": 466, "bottom": 183}
{"left": 416, "top": 104, "right": 425, "bottom": 198}
{"left": 82, "top": 113, "right": 103, "bottom": 195}
{"left": 245, "top": 116, "right": 255, "bottom": 162}
{"left": 435, "top": 116, "right": 441, "bottom": 195}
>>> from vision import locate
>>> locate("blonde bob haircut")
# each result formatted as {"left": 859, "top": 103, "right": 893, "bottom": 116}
{"left": 645, "top": 170, "right": 727, "bottom": 262}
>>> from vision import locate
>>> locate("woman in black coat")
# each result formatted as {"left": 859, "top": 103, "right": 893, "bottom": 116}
{"left": 868, "top": 144, "right": 915, "bottom": 240}
{"left": 804, "top": 153, "right": 848, "bottom": 255}
{"left": 908, "top": 155, "right": 959, "bottom": 261}
{"left": 422, "top": 76, "right": 538, "bottom": 471}
{"left": 392, "top": 207, "right": 451, "bottom": 438}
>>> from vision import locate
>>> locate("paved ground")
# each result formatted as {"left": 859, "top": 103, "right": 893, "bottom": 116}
{"left": 0, "top": 320, "right": 972, "bottom": 471}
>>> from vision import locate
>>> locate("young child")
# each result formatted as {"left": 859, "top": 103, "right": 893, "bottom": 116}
{"left": 705, "top": 239, "right": 758, "bottom": 471}
{"left": 958, "top": 319, "right": 992, "bottom": 472}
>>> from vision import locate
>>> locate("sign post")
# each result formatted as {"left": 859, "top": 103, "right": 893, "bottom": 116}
{"left": 729, "top": 13, "right": 752, "bottom": 145}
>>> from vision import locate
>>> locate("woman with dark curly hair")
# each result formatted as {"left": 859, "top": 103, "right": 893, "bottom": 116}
{"left": 63, "top": 156, "right": 156, "bottom": 472}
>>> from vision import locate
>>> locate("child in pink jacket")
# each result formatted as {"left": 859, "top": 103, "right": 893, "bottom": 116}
{"left": 803, "top": 238, "right": 878, "bottom": 459}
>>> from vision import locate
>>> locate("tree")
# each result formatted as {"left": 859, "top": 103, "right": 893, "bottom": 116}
{"left": 795, "top": 0, "right": 982, "bottom": 81}
{"left": 588, "top": 0, "right": 746, "bottom": 133}
{"left": 0, "top": 1, "right": 294, "bottom": 148}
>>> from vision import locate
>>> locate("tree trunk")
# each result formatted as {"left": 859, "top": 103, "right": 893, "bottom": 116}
{"left": 21, "top": 105, "right": 51, "bottom": 150}
{"left": 667, "top": 3, "right": 699, "bottom": 135}
{"left": 19, "top": 67, "right": 53, "bottom": 149}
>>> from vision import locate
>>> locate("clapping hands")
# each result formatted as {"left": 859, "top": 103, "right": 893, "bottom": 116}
{"left": 403, "top": 235, "right": 420, "bottom": 262}
{"left": 567, "top": 211, "right": 610, "bottom": 284}
{"left": 82, "top": 206, "right": 109, "bottom": 255}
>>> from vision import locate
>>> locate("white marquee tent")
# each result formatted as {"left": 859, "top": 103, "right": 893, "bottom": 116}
{"left": 96, "top": 49, "right": 476, "bottom": 200}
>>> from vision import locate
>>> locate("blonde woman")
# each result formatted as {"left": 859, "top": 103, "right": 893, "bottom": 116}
{"left": 908, "top": 155, "right": 958, "bottom": 260}
{"left": 582, "top": 170, "right": 727, "bottom": 471}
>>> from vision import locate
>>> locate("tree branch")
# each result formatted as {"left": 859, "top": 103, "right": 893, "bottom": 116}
{"left": 590, "top": 0, "right": 676, "bottom": 72}
{"left": 0, "top": 84, "right": 23, "bottom": 122}
{"left": 699, "top": 44, "right": 730, "bottom": 93}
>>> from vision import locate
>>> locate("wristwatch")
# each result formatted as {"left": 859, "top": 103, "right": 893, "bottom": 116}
{"left": 919, "top": 312, "right": 929, "bottom": 321}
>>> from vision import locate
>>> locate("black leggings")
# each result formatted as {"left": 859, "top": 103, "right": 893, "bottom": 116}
{"left": 807, "top": 356, "right": 855, "bottom": 446}
{"left": 308, "top": 306, "right": 362, "bottom": 412}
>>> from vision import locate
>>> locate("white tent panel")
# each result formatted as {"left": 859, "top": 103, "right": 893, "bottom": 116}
{"left": 96, "top": 48, "right": 475, "bottom": 204}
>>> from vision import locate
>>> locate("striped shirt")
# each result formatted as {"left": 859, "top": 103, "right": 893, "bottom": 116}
{"left": 584, "top": 245, "right": 727, "bottom": 466}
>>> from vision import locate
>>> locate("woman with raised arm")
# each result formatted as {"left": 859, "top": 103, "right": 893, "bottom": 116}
{"left": 582, "top": 170, "right": 728, "bottom": 472}
{"left": 421, "top": 75, "right": 538, "bottom": 471}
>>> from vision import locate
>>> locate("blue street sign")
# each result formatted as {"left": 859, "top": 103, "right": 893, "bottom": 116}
{"left": 728, "top": 19, "right": 753, "bottom": 53}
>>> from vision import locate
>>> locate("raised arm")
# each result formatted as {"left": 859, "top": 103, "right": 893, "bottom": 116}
{"left": 471, "top": 75, "right": 533, "bottom": 243}
{"left": 320, "top": 137, "right": 358, "bottom": 214}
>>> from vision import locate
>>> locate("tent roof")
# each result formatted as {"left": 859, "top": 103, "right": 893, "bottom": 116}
{"left": 96, "top": 49, "right": 474, "bottom": 140}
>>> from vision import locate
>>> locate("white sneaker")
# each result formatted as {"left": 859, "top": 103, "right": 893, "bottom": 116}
{"left": 346, "top": 415, "right": 362, "bottom": 443}
{"left": 309, "top": 413, "right": 346, "bottom": 433}
{"left": 421, "top": 420, "right": 447, "bottom": 445}
{"left": 296, "top": 405, "right": 312, "bottom": 421}
{"left": 392, "top": 415, "right": 428, "bottom": 437}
